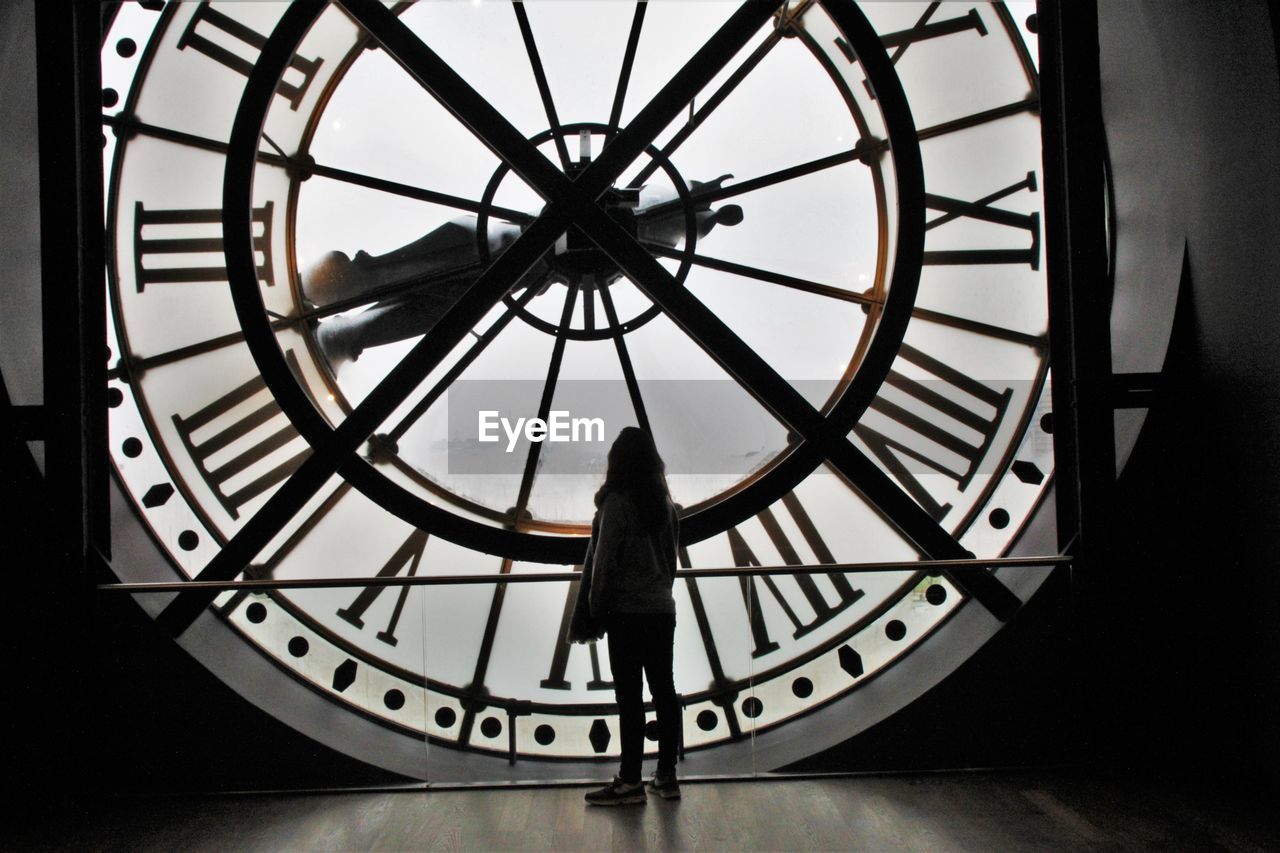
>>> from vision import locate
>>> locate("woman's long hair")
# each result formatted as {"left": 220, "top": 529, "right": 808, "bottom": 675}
{"left": 594, "top": 427, "right": 671, "bottom": 524}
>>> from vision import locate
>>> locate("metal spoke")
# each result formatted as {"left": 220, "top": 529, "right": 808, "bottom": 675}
{"left": 606, "top": 2, "right": 647, "bottom": 141}
{"left": 597, "top": 283, "right": 652, "bottom": 435}
{"left": 383, "top": 283, "right": 543, "bottom": 444}
{"left": 578, "top": 2, "right": 784, "bottom": 199}
{"left": 643, "top": 243, "right": 877, "bottom": 308}
{"left": 339, "top": 0, "right": 567, "bottom": 199}
{"left": 638, "top": 145, "right": 877, "bottom": 219}
{"left": 307, "top": 161, "right": 534, "bottom": 224}
{"left": 103, "top": 113, "right": 286, "bottom": 163}
{"left": 512, "top": 2, "right": 572, "bottom": 171}
{"left": 457, "top": 554, "right": 513, "bottom": 746}
{"left": 582, "top": 286, "right": 596, "bottom": 333}
{"left": 628, "top": 23, "right": 784, "bottom": 189}
{"left": 102, "top": 114, "right": 533, "bottom": 225}
{"left": 514, "top": 284, "right": 580, "bottom": 518}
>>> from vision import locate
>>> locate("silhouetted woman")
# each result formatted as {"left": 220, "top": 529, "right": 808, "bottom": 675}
{"left": 577, "top": 427, "right": 680, "bottom": 806}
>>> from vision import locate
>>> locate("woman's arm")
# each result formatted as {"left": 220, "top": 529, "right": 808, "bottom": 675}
{"left": 589, "top": 494, "right": 629, "bottom": 617}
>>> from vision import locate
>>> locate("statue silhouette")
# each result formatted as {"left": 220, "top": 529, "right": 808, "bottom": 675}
{"left": 301, "top": 178, "right": 742, "bottom": 367}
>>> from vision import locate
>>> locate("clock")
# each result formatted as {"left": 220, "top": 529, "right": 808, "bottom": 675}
{"left": 101, "top": 0, "right": 1053, "bottom": 781}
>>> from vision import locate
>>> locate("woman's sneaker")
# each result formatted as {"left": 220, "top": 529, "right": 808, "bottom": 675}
{"left": 647, "top": 772, "right": 681, "bottom": 800}
{"left": 584, "top": 777, "right": 647, "bottom": 806}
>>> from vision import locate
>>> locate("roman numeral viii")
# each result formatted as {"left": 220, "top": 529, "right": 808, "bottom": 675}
{"left": 171, "top": 353, "right": 308, "bottom": 519}
{"left": 133, "top": 202, "right": 276, "bottom": 293}
{"left": 178, "top": 1, "right": 323, "bottom": 111}
{"left": 854, "top": 343, "right": 1014, "bottom": 521}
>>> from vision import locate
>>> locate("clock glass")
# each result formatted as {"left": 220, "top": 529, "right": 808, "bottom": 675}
{"left": 101, "top": 0, "right": 1053, "bottom": 782}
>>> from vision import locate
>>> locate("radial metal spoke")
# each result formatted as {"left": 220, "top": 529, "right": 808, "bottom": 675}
{"left": 103, "top": 113, "right": 287, "bottom": 163}
{"left": 597, "top": 283, "right": 652, "bottom": 435}
{"left": 339, "top": 0, "right": 566, "bottom": 198}
{"left": 342, "top": 0, "right": 778, "bottom": 207}
{"left": 606, "top": 1, "right": 647, "bottom": 142}
{"left": 383, "top": 282, "right": 543, "bottom": 444}
{"left": 102, "top": 114, "right": 533, "bottom": 225}
{"left": 628, "top": 23, "right": 784, "bottom": 189}
{"left": 638, "top": 144, "right": 877, "bottom": 218}
{"left": 582, "top": 1, "right": 782, "bottom": 199}
{"left": 512, "top": 1, "right": 573, "bottom": 171}
{"left": 457, "top": 553, "right": 514, "bottom": 746}
{"left": 643, "top": 243, "right": 878, "bottom": 308}
{"left": 110, "top": 261, "right": 486, "bottom": 378}
{"left": 513, "top": 284, "right": 580, "bottom": 519}
{"left": 307, "top": 161, "right": 535, "bottom": 225}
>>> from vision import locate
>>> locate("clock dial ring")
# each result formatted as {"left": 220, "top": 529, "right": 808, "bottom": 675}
{"left": 219, "top": 0, "right": 928, "bottom": 563}
{"left": 97, "top": 0, "right": 1055, "bottom": 772}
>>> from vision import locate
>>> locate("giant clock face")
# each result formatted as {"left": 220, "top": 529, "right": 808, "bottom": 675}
{"left": 102, "top": 0, "right": 1052, "bottom": 781}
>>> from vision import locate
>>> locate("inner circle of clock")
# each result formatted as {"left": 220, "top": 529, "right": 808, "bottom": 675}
{"left": 283, "top": 1, "right": 893, "bottom": 526}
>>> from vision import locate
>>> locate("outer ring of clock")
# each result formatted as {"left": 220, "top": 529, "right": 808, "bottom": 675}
{"left": 219, "top": 0, "right": 927, "bottom": 562}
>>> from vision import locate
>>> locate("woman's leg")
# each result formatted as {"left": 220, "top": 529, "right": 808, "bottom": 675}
{"left": 641, "top": 613, "right": 679, "bottom": 777}
{"left": 606, "top": 615, "right": 645, "bottom": 784}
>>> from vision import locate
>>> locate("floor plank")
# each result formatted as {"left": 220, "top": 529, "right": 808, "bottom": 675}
{"left": 12, "top": 769, "right": 1280, "bottom": 852}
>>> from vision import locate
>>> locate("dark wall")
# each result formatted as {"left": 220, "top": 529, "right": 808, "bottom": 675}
{"left": 1089, "top": 0, "right": 1280, "bottom": 787}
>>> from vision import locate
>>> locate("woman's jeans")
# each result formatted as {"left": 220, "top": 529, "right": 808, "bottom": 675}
{"left": 606, "top": 612, "right": 679, "bottom": 783}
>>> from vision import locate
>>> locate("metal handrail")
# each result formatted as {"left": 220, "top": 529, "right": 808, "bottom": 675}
{"left": 96, "top": 555, "right": 1070, "bottom": 593}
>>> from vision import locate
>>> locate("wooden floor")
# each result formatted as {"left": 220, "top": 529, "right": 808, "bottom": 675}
{"left": 14, "top": 770, "right": 1280, "bottom": 852}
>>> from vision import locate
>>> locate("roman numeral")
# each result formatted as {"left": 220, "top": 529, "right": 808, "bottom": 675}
{"left": 839, "top": 4, "right": 988, "bottom": 95}
{"left": 132, "top": 201, "right": 276, "bottom": 292}
{"left": 882, "top": 4, "right": 987, "bottom": 58}
{"left": 171, "top": 353, "right": 308, "bottom": 519}
{"left": 177, "top": 1, "right": 323, "bottom": 110}
{"left": 854, "top": 343, "right": 1014, "bottom": 521}
{"left": 336, "top": 529, "right": 429, "bottom": 647}
{"left": 728, "top": 494, "right": 865, "bottom": 660}
{"left": 539, "top": 565, "right": 614, "bottom": 692}
{"left": 917, "top": 96, "right": 1041, "bottom": 143}
{"left": 923, "top": 172, "right": 1042, "bottom": 270}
